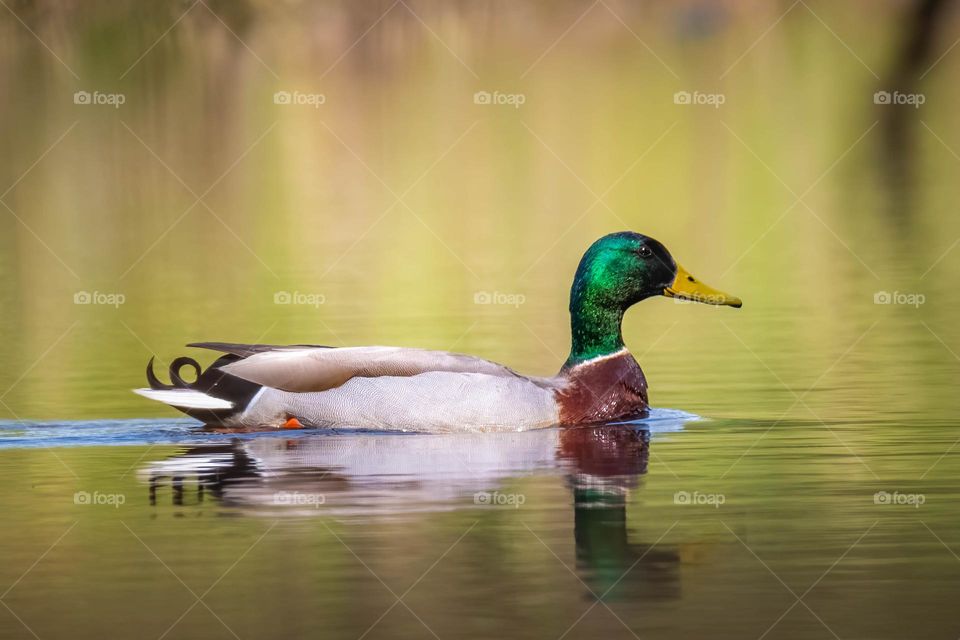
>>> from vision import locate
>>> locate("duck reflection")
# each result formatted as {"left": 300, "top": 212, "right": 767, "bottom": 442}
{"left": 560, "top": 427, "right": 681, "bottom": 601}
{"left": 143, "top": 414, "right": 693, "bottom": 599}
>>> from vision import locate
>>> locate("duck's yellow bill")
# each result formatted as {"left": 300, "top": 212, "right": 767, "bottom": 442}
{"left": 663, "top": 263, "right": 742, "bottom": 308}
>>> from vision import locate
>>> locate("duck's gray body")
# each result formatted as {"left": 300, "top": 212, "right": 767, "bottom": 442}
{"left": 134, "top": 343, "right": 648, "bottom": 431}
{"left": 237, "top": 366, "right": 562, "bottom": 432}
{"left": 222, "top": 345, "right": 564, "bottom": 431}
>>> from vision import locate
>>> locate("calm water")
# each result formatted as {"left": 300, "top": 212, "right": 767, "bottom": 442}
{"left": 3, "top": 2, "right": 960, "bottom": 639}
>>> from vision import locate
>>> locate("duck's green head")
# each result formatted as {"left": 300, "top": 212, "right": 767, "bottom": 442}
{"left": 566, "top": 231, "right": 741, "bottom": 365}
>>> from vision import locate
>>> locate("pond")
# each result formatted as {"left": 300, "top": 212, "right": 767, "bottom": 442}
{"left": 2, "top": 2, "right": 960, "bottom": 639}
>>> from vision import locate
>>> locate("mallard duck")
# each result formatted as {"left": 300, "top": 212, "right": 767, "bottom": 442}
{"left": 135, "top": 232, "right": 741, "bottom": 431}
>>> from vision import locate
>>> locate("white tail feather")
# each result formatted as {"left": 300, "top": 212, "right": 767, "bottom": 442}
{"left": 133, "top": 388, "right": 233, "bottom": 410}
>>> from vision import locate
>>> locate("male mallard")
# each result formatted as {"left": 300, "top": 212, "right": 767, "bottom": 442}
{"left": 135, "top": 232, "right": 741, "bottom": 431}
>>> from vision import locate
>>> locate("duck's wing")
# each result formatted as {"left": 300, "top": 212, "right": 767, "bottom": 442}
{"left": 188, "top": 341, "right": 331, "bottom": 358}
{"left": 201, "top": 344, "right": 531, "bottom": 393}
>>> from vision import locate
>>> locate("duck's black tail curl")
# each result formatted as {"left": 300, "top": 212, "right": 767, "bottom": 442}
{"left": 144, "top": 354, "right": 263, "bottom": 425}
{"left": 146, "top": 356, "right": 204, "bottom": 390}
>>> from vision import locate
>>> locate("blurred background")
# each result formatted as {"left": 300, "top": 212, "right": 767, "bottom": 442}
{"left": 4, "top": 3, "right": 960, "bottom": 640}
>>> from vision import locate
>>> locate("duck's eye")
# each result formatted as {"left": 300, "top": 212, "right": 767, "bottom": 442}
{"left": 638, "top": 246, "right": 653, "bottom": 258}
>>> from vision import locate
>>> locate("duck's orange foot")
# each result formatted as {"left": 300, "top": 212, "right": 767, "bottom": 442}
{"left": 282, "top": 417, "right": 303, "bottom": 430}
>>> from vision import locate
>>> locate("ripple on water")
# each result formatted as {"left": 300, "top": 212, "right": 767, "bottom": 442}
{"left": 0, "top": 407, "right": 700, "bottom": 449}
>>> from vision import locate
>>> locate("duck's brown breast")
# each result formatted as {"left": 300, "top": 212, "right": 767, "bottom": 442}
{"left": 554, "top": 350, "right": 649, "bottom": 425}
